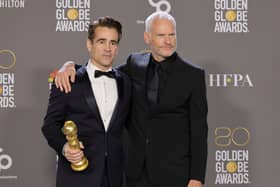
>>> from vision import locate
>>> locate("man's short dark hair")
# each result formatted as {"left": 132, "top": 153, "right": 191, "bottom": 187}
{"left": 88, "top": 16, "right": 122, "bottom": 43}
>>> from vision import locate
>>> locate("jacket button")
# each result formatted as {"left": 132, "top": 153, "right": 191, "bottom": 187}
{"left": 146, "top": 139, "right": 150, "bottom": 144}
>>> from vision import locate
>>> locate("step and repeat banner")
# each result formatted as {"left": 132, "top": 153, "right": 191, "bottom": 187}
{"left": 0, "top": 0, "right": 278, "bottom": 186}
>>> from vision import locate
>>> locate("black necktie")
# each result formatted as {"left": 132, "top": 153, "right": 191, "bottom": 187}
{"left": 94, "top": 70, "right": 115, "bottom": 78}
{"left": 147, "top": 63, "right": 161, "bottom": 104}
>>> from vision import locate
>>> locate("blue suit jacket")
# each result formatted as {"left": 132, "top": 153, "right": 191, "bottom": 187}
{"left": 42, "top": 64, "right": 131, "bottom": 187}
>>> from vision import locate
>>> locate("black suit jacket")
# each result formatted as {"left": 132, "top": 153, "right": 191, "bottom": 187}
{"left": 119, "top": 52, "right": 208, "bottom": 185}
{"left": 42, "top": 65, "right": 131, "bottom": 187}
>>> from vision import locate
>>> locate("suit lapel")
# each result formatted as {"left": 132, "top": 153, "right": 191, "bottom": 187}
{"left": 107, "top": 69, "right": 123, "bottom": 131}
{"left": 138, "top": 53, "right": 151, "bottom": 105}
{"left": 77, "top": 65, "right": 104, "bottom": 130}
{"left": 138, "top": 53, "right": 150, "bottom": 70}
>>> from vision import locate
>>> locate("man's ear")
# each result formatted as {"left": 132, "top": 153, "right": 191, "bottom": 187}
{"left": 144, "top": 31, "right": 150, "bottom": 45}
{"left": 86, "top": 39, "right": 92, "bottom": 52}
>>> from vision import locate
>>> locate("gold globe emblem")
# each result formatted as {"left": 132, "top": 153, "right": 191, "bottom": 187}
{"left": 0, "top": 85, "right": 2, "bottom": 95}
{"left": 227, "top": 77, "right": 232, "bottom": 83}
{"left": 225, "top": 10, "right": 237, "bottom": 22}
{"left": 226, "top": 161, "right": 237, "bottom": 173}
{"left": 67, "top": 9, "right": 79, "bottom": 20}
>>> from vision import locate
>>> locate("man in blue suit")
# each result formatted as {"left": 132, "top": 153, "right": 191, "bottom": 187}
{"left": 42, "top": 17, "right": 131, "bottom": 187}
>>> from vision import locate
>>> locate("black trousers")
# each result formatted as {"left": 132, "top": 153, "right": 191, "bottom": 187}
{"left": 101, "top": 158, "right": 111, "bottom": 187}
{"left": 126, "top": 165, "right": 185, "bottom": 187}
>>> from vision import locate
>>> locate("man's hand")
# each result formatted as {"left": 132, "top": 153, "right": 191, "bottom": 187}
{"left": 55, "top": 61, "right": 76, "bottom": 93}
{"left": 63, "top": 142, "right": 84, "bottom": 164}
{"left": 187, "top": 179, "right": 203, "bottom": 187}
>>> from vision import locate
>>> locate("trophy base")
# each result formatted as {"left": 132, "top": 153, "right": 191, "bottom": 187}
{"left": 71, "top": 158, "right": 89, "bottom": 171}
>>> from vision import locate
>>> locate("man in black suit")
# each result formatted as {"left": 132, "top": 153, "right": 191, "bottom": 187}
{"left": 42, "top": 17, "right": 131, "bottom": 187}
{"left": 55, "top": 12, "right": 208, "bottom": 187}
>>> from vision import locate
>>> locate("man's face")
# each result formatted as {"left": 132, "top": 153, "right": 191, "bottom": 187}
{"left": 87, "top": 26, "right": 119, "bottom": 70}
{"left": 144, "top": 18, "right": 177, "bottom": 62}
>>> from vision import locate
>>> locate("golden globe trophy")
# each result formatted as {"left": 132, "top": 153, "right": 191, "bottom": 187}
{"left": 62, "top": 120, "right": 89, "bottom": 171}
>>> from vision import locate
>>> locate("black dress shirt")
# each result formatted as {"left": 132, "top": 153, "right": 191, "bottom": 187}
{"left": 146, "top": 52, "right": 177, "bottom": 104}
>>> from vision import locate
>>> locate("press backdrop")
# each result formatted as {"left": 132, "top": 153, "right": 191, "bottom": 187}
{"left": 0, "top": 0, "right": 279, "bottom": 186}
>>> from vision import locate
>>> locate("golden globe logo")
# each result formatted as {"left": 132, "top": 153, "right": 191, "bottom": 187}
{"left": 55, "top": 0, "right": 91, "bottom": 32}
{"left": 0, "top": 49, "right": 16, "bottom": 108}
{"left": 214, "top": 0, "right": 249, "bottom": 33}
{"left": 67, "top": 8, "right": 79, "bottom": 20}
{"left": 225, "top": 10, "right": 237, "bottom": 22}
{"left": 214, "top": 127, "right": 251, "bottom": 184}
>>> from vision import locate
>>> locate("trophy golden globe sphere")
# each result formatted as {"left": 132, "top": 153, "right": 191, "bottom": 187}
{"left": 62, "top": 121, "right": 77, "bottom": 135}
{"left": 62, "top": 120, "right": 89, "bottom": 171}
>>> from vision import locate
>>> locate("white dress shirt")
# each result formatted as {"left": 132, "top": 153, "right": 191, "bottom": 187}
{"left": 86, "top": 61, "right": 118, "bottom": 131}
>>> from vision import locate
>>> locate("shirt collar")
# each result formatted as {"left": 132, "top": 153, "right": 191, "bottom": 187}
{"left": 86, "top": 59, "right": 113, "bottom": 79}
{"left": 150, "top": 52, "right": 177, "bottom": 72}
